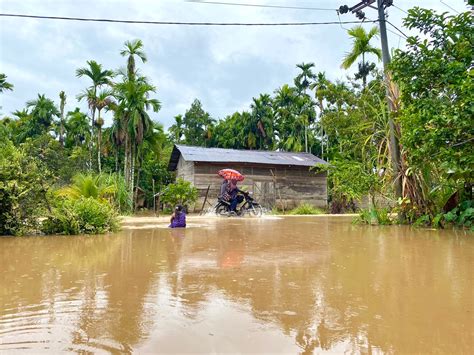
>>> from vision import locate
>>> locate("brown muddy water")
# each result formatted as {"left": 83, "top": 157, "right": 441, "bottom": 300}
{"left": 0, "top": 216, "right": 472, "bottom": 353}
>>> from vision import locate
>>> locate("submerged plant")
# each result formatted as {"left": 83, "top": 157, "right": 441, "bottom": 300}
{"left": 289, "top": 203, "right": 325, "bottom": 215}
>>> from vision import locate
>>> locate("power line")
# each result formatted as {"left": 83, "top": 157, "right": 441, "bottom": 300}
{"left": 0, "top": 13, "right": 374, "bottom": 26}
{"left": 185, "top": 0, "right": 336, "bottom": 11}
{"left": 386, "top": 19, "right": 408, "bottom": 38}
{"left": 393, "top": 5, "right": 408, "bottom": 15}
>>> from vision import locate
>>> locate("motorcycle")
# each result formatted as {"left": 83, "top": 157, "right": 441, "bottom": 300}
{"left": 214, "top": 191, "right": 264, "bottom": 217}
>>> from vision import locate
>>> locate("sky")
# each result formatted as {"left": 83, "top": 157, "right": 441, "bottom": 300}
{"left": 0, "top": 0, "right": 469, "bottom": 130}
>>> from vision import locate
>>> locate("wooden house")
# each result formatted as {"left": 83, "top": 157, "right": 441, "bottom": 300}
{"left": 168, "top": 144, "right": 328, "bottom": 211}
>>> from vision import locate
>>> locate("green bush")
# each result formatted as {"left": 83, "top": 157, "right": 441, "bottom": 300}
{"left": 41, "top": 197, "right": 120, "bottom": 235}
{"left": 160, "top": 178, "right": 198, "bottom": 210}
{"left": 356, "top": 207, "right": 393, "bottom": 225}
{"left": 417, "top": 200, "right": 474, "bottom": 229}
{"left": 0, "top": 140, "right": 52, "bottom": 235}
{"left": 289, "top": 203, "right": 325, "bottom": 215}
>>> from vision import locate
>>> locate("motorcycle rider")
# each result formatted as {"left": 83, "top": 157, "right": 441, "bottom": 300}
{"left": 219, "top": 178, "right": 244, "bottom": 213}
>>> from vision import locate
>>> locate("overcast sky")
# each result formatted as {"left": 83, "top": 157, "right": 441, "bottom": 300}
{"left": 0, "top": 0, "right": 468, "bottom": 129}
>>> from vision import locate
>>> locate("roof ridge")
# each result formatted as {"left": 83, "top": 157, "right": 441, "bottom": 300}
{"left": 175, "top": 144, "right": 318, "bottom": 156}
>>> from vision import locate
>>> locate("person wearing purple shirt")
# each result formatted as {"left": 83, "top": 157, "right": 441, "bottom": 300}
{"left": 169, "top": 205, "right": 186, "bottom": 228}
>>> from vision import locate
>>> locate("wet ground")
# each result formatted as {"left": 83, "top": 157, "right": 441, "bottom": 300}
{"left": 0, "top": 216, "right": 472, "bottom": 353}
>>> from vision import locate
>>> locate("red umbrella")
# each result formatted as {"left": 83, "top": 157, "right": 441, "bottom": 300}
{"left": 218, "top": 168, "right": 245, "bottom": 181}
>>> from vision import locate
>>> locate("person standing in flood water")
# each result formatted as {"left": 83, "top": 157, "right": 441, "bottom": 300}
{"left": 169, "top": 205, "right": 186, "bottom": 228}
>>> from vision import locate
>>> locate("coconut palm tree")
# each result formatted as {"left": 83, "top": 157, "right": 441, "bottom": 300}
{"left": 341, "top": 26, "right": 382, "bottom": 88}
{"left": 120, "top": 39, "right": 147, "bottom": 80}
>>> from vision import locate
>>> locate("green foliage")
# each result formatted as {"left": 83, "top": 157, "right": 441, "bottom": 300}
{"left": 170, "top": 99, "right": 215, "bottom": 147}
{"left": 58, "top": 173, "right": 116, "bottom": 201}
{"left": 288, "top": 203, "right": 325, "bottom": 215}
{"left": 0, "top": 140, "right": 52, "bottom": 235}
{"left": 160, "top": 178, "right": 198, "bottom": 208}
{"left": 0, "top": 73, "right": 14, "bottom": 93}
{"left": 356, "top": 207, "right": 393, "bottom": 225}
{"left": 391, "top": 8, "right": 473, "bottom": 218}
{"left": 415, "top": 200, "right": 474, "bottom": 229}
{"left": 41, "top": 197, "right": 119, "bottom": 235}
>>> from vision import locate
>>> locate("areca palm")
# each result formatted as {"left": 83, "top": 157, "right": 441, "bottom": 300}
{"left": 295, "top": 63, "right": 317, "bottom": 152}
{"left": 310, "top": 72, "right": 330, "bottom": 158}
{"left": 120, "top": 39, "right": 147, "bottom": 80}
{"left": 25, "top": 94, "right": 59, "bottom": 138}
{"left": 250, "top": 94, "right": 275, "bottom": 150}
{"left": 114, "top": 78, "right": 161, "bottom": 192}
{"left": 94, "top": 89, "right": 114, "bottom": 172}
{"left": 58, "top": 91, "right": 66, "bottom": 146}
{"left": 76, "top": 60, "right": 114, "bottom": 128}
{"left": 0, "top": 73, "right": 13, "bottom": 93}
{"left": 341, "top": 26, "right": 382, "bottom": 87}
{"left": 169, "top": 114, "right": 184, "bottom": 143}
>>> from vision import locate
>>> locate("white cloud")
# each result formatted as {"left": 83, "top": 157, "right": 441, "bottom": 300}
{"left": 0, "top": 0, "right": 470, "bottom": 129}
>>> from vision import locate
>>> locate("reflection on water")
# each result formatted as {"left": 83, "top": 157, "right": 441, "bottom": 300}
{"left": 0, "top": 217, "right": 473, "bottom": 353}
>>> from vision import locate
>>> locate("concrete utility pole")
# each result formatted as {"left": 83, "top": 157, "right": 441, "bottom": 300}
{"left": 339, "top": 0, "right": 403, "bottom": 201}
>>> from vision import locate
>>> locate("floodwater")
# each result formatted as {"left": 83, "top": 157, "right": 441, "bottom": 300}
{"left": 0, "top": 216, "right": 472, "bottom": 354}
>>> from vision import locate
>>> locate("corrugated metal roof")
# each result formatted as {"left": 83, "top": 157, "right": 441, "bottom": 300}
{"left": 168, "top": 144, "right": 327, "bottom": 171}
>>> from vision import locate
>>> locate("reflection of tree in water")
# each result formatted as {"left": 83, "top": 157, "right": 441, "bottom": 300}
{"left": 1, "top": 220, "right": 471, "bottom": 353}
{"left": 167, "top": 220, "right": 472, "bottom": 354}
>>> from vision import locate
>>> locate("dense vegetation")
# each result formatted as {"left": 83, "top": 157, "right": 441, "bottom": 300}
{"left": 0, "top": 7, "right": 472, "bottom": 235}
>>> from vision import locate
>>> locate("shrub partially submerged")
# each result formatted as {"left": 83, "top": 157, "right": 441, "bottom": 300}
{"left": 289, "top": 203, "right": 326, "bottom": 215}
{"left": 41, "top": 197, "right": 120, "bottom": 235}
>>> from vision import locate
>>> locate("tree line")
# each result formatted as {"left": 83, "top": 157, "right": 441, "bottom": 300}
{"left": 1, "top": 7, "right": 472, "bottom": 232}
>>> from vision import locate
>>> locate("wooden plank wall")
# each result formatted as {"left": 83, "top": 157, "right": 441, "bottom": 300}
{"left": 189, "top": 162, "right": 327, "bottom": 211}
{"left": 176, "top": 156, "right": 194, "bottom": 183}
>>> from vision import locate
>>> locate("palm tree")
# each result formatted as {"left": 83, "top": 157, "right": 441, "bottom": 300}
{"left": 114, "top": 77, "right": 161, "bottom": 194}
{"left": 76, "top": 60, "right": 114, "bottom": 129}
{"left": 295, "top": 63, "right": 316, "bottom": 152}
{"left": 0, "top": 73, "right": 13, "bottom": 93}
{"left": 58, "top": 173, "right": 116, "bottom": 201}
{"left": 120, "top": 39, "right": 147, "bottom": 80}
{"left": 341, "top": 26, "right": 382, "bottom": 88}
{"left": 65, "top": 108, "right": 90, "bottom": 148}
{"left": 169, "top": 114, "right": 184, "bottom": 143}
{"left": 310, "top": 72, "right": 330, "bottom": 159}
{"left": 25, "top": 94, "right": 59, "bottom": 138}
{"left": 250, "top": 94, "right": 275, "bottom": 150}
{"left": 94, "top": 89, "right": 114, "bottom": 173}
{"left": 58, "top": 91, "right": 66, "bottom": 146}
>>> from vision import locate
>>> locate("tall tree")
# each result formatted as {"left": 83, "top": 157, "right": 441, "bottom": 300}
{"left": 169, "top": 114, "right": 184, "bottom": 143}
{"left": 341, "top": 25, "right": 382, "bottom": 88}
{"left": 94, "top": 89, "right": 114, "bottom": 173}
{"left": 341, "top": 26, "right": 382, "bottom": 88}
{"left": 181, "top": 99, "right": 215, "bottom": 147}
{"left": 114, "top": 77, "right": 161, "bottom": 194}
{"left": 76, "top": 60, "right": 114, "bottom": 132}
{"left": 294, "top": 63, "right": 316, "bottom": 152}
{"left": 120, "top": 39, "right": 147, "bottom": 81}
{"left": 23, "top": 94, "right": 59, "bottom": 139}
{"left": 0, "top": 73, "right": 13, "bottom": 93}
{"left": 58, "top": 91, "right": 66, "bottom": 146}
